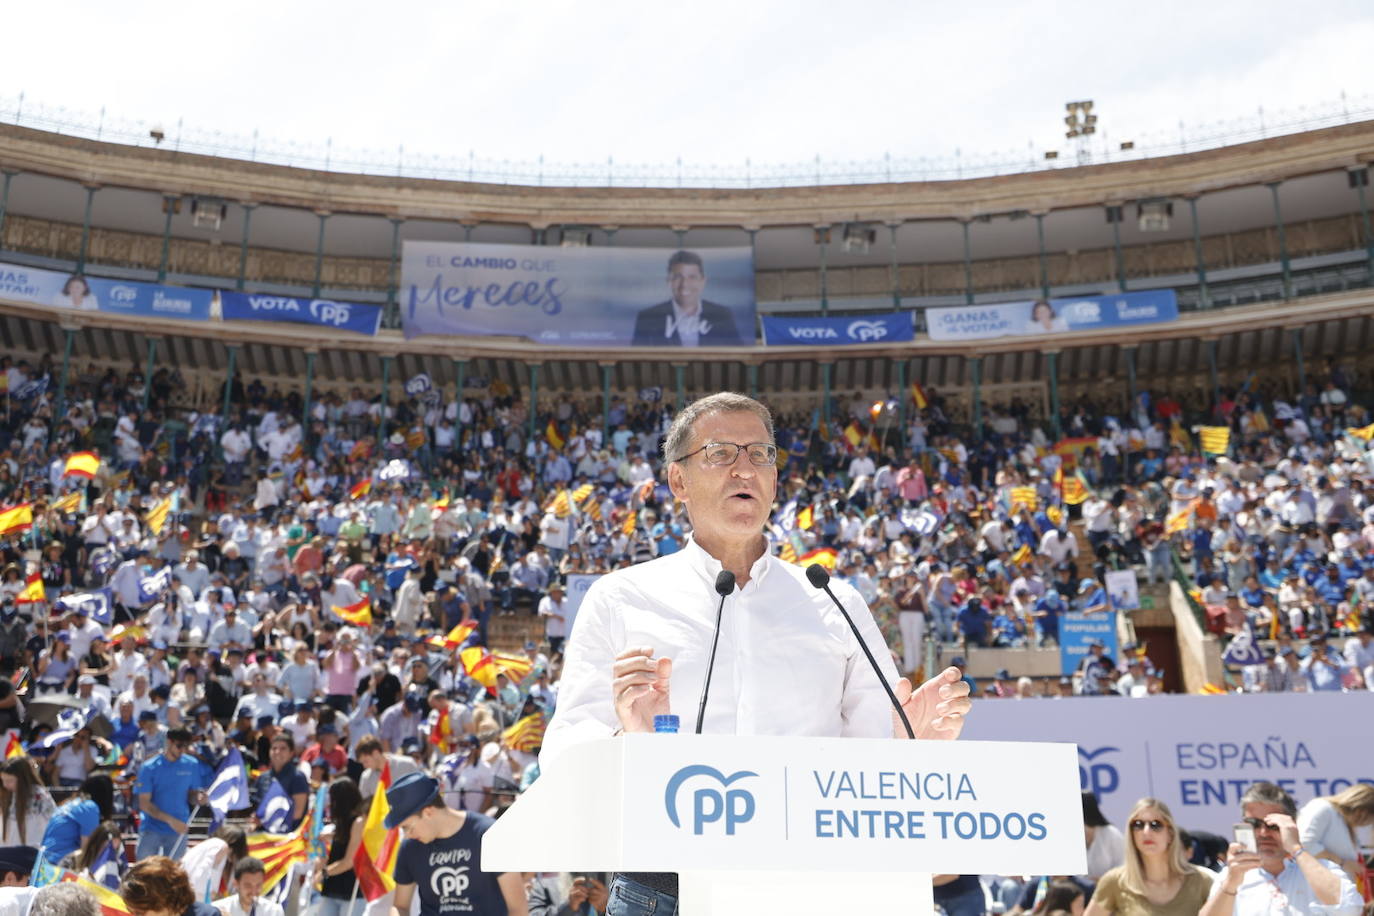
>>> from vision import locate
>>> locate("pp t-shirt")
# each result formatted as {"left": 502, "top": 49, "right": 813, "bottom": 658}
{"left": 394, "top": 811, "right": 507, "bottom": 916}
{"left": 38, "top": 797, "right": 100, "bottom": 863}
{"left": 135, "top": 752, "right": 209, "bottom": 835}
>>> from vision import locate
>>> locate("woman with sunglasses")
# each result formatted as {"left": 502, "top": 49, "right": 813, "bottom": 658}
{"left": 1085, "top": 798, "right": 1215, "bottom": 915}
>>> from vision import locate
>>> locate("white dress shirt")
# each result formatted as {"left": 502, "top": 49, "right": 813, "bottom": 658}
{"left": 542, "top": 537, "right": 898, "bottom": 767}
{"left": 1208, "top": 857, "right": 1362, "bottom": 915}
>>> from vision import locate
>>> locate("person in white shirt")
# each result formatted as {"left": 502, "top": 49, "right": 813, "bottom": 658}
{"left": 1201, "top": 780, "right": 1361, "bottom": 915}
{"left": 543, "top": 392, "right": 973, "bottom": 908}
{"left": 537, "top": 583, "right": 570, "bottom": 655}
{"left": 214, "top": 856, "right": 284, "bottom": 916}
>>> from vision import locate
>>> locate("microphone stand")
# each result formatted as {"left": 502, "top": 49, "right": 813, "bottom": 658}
{"left": 694, "top": 570, "right": 736, "bottom": 734}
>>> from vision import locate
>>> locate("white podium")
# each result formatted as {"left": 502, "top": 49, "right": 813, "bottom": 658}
{"left": 485, "top": 735, "right": 1086, "bottom": 915}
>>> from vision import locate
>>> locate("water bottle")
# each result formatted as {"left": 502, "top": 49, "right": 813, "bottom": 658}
{"left": 654, "top": 714, "right": 680, "bottom": 734}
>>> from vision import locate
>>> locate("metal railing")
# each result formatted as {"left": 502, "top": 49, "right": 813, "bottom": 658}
{"left": 2, "top": 92, "right": 1373, "bottom": 188}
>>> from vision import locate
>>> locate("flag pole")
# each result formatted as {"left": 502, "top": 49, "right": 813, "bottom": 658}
{"left": 345, "top": 875, "right": 360, "bottom": 915}
{"left": 168, "top": 804, "right": 203, "bottom": 861}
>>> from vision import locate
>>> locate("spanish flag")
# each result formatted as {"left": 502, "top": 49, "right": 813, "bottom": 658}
{"left": 144, "top": 498, "right": 171, "bottom": 535}
{"left": 68, "top": 877, "right": 132, "bottom": 915}
{"left": 546, "top": 419, "right": 565, "bottom": 451}
{"left": 502, "top": 712, "right": 547, "bottom": 752}
{"left": 63, "top": 451, "right": 101, "bottom": 479}
{"left": 910, "top": 381, "right": 929, "bottom": 410}
{"left": 442, "top": 620, "right": 476, "bottom": 649}
{"left": 429, "top": 708, "right": 453, "bottom": 749}
{"left": 1346, "top": 422, "right": 1374, "bottom": 441}
{"left": 460, "top": 646, "right": 498, "bottom": 693}
{"left": 1199, "top": 426, "right": 1231, "bottom": 455}
{"left": 0, "top": 503, "right": 32, "bottom": 537}
{"left": 349, "top": 479, "right": 372, "bottom": 500}
{"left": 3, "top": 734, "right": 22, "bottom": 759}
{"left": 799, "top": 547, "right": 839, "bottom": 571}
{"left": 796, "top": 505, "right": 814, "bottom": 531}
{"left": 333, "top": 598, "right": 372, "bottom": 627}
{"left": 353, "top": 763, "right": 400, "bottom": 900}
{"left": 843, "top": 423, "right": 863, "bottom": 448}
{"left": 431, "top": 492, "right": 450, "bottom": 518}
{"left": 15, "top": 572, "right": 43, "bottom": 605}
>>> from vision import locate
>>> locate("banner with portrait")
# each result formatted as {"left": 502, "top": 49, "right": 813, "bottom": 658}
{"left": 925, "top": 289, "right": 1178, "bottom": 342}
{"left": 0, "top": 260, "right": 212, "bottom": 320}
{"left": 399, "top": 242, "right": 755, "bottom": 346}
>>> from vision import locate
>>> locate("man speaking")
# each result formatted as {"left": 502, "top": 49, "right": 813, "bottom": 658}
{"left": 631, "top": 251, "right": 742, "bottom": 346}
{"left": 543, "top": 392, "right": 973, "bottom": 915}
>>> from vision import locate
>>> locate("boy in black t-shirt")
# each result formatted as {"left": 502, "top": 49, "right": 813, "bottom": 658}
{"left": 384, "top": 772, "right": 527, "bottom": 916}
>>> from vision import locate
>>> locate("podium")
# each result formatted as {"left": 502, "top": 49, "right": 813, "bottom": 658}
{"left": 485, "top": 735, "right": 1086, "bottom": 915}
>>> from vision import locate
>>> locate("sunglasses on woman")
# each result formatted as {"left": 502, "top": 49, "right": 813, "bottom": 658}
{"left": 1130, "top": 819, "right": 1169, "bottom": 833}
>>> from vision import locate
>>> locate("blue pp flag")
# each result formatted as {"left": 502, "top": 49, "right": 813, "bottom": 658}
{"left": 89, "top": 836, "right": 127, "bottom": 890}
{"left": 256, "top": 778, "right": 293, "bottom": 833}
{"left": 1222, "top": 623, "right": 1266, "bottom": 668}
{"left": 55, "top": 589, "right": 114, "bottom": 626}
{"left": 138, "top": 567, "right": 172, "bottom": 604}
{"left": 208, "top": 747, "right": 250, "bottom": 828}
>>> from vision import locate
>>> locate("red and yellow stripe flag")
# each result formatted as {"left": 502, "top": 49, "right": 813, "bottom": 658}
{"left": 333, "top": 598, "right": 373, "bottom": 627}
{"left": 1166, "top": 500, "right": 1197, "bottom": 535}
{"left": 796, "top": 505, "right": 814, "bottom": 530}
{"left": 144, "top": 498, "right": 171, "bottom": 535}
{"left": 1199, "top": 426, "right": 1231, "bottom": 455}
{"left": 69, "top": 876, "right": 131, "bottom": 915}
{"left": 1197, "top": 683, "right": 1228, "bottom": 695}
{"left": 621, "top": 509, "right": 639, "bottom": 536}
{"left": 350, "top": 479, "right": 372, "bottom": 500}
{"left": 63, "top": 451, "right": 101, "bottom": 479}
{"left": 0, "top": 503, "right": 33, "bottom": 537}
{"left": 4, "top": 733, "right": 22, "bottom": 759}
{"left": 51, "top": 491, "right": 82, "bottom": 514}
{"left": 1345, "top": 422, "right": 1374, "bottom": 441}
{"left": 431, "top": 492, "right": 450, "bottom": 517}
{"left": 546, "top": 489, "right": 572, "bottom": 519}
{"left": 910, "top": 381, "right": 929, "bottom": 410}
{"left": 572, "top": 483, "right": 595, "bottom": 505}
{"left": 461, "top": 646, "right": 498, "bottom": 692}
{"left": 429, "top": 708, "right": 453, "bottom": 749}
{"left": 16, "top": 572, "right": 43, "bottom": 605}
{"left": 502, "top": 712, "right": 547, "bottom": 752}
{"left": 354, "top": 762, "right": 400, "bottom": 900}
{"left": 1011, "top": 544, "right": 1032, "bottom": 565}
{"left": 843, "top": 423, "right": 863, "bottom": 448}
{"left": 546, "top": 419, "right": 565, "bottom": 450}
{"left": 248, "top": 821, "right": 311, "bottom": 895}
{"left": 1009, "top": 486, "right": 1038, "bottom": 512}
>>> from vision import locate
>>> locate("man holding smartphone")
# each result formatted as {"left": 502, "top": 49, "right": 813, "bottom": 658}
{"left": 1200, "top": 781, "right": 1361, "bottom": 915}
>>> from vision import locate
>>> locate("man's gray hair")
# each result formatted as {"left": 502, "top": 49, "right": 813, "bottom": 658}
{"left": 1239, "top": 780, "right": 1296, "bottom": 817}
{"left": 30, "top": 883, "right": 100, "bottom": 916}
{"left": 663, "top": 393, "right": 775, "bottom": 464}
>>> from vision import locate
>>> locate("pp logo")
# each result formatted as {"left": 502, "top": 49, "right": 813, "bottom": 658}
{"left": 109, "top": 285, "right": 138, "bottom": 303}
{"left": 846, "top": 319, "right": 889, "bottom": 342}
{"left": 431, "top": 866, "right": 470, "bottom": 899}
{"left": 664, "top": 765, "right": 758, "bottom": 836}
{"left": 1062, "top": 301, "right": 1101, "bottom": 323}
{"left": 1078, "top": 746, "right": 1120, "bottom": 798}
{"left": 309, "top": 299, "right": 353, "bottom": 326}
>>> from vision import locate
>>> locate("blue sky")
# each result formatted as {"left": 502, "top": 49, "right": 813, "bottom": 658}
{"left": 4, "top": 0, "right": 1372, "bottom": 176}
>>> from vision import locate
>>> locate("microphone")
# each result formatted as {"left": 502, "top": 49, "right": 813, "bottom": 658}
{"left": 695, "top": 569, "right": 736, "bottom": 735}
{"left": 805, "top": 563, "right": 915, "bottom": 739}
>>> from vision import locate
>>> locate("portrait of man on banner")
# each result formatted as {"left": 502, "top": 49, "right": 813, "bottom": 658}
{"left": 632, "top": 250, "right": 742, "bottom": 347}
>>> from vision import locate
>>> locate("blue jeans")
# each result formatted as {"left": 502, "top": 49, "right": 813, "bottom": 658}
{"left": 136, "top": 828, "right": 183, "bottom": 860}
{"left": 315, "top": 898, "right": 365, "bottom": 916}
{"left": 607, "top": 876, "right": 677, "bottom": 916}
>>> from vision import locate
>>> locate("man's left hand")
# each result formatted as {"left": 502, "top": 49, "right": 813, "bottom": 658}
{"left": 892, "top": 667, "right": 971, "bottom": 740}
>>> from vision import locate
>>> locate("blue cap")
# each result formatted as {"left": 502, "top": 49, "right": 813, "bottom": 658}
{"left": 383, "top": 772, "right": 440, "bottom": 830}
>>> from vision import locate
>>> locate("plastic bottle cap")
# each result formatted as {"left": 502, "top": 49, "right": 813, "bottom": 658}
{"left": 653, "top": 714, "right": 680, "bottom": 733}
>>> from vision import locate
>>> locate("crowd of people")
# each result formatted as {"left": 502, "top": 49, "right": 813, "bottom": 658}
{"left": 0, "top": 345, "right": 1365, "bottom": 915}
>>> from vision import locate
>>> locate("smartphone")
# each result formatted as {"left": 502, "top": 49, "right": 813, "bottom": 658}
{"left": 1233, "top": 822, "right": 1257, "bottom": 853}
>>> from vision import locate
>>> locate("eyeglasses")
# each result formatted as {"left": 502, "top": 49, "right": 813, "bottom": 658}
{"left": 1242, "top": 817, "right": 1282, "bottom": 833}
{"left": 674, "top": 441, "right": 777, "bottom": 468}
{"left": 1130, "top": 819, "right": 1169, "bottom": 833}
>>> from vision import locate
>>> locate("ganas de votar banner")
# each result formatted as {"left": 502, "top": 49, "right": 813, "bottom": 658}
{"left": 925, "top": 288, "right": 1177, "bottom": 342}
{"left": 400, "top": 242, "right": 755, "bottom": 346}
{"left": 0, "top": 260, "right": 212, "bottom": 320}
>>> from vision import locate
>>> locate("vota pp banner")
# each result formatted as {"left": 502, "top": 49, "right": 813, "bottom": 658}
{"left": 0, "top": 260, "right": 212, "bottom": 320}
{"left": 220, "top": 291, "right": 382, "bottom": 336}
{"left": 962, "top": 692, "right": 1374, "bottom": 837}
{"left": 760, "top": 312, "right": 914, "bottom": 346}
{"left": 925, "top": 288, "right": 1178, "bottom": 342}
{"left": 400, "top": 241, "right": 756, "bottom": 346}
